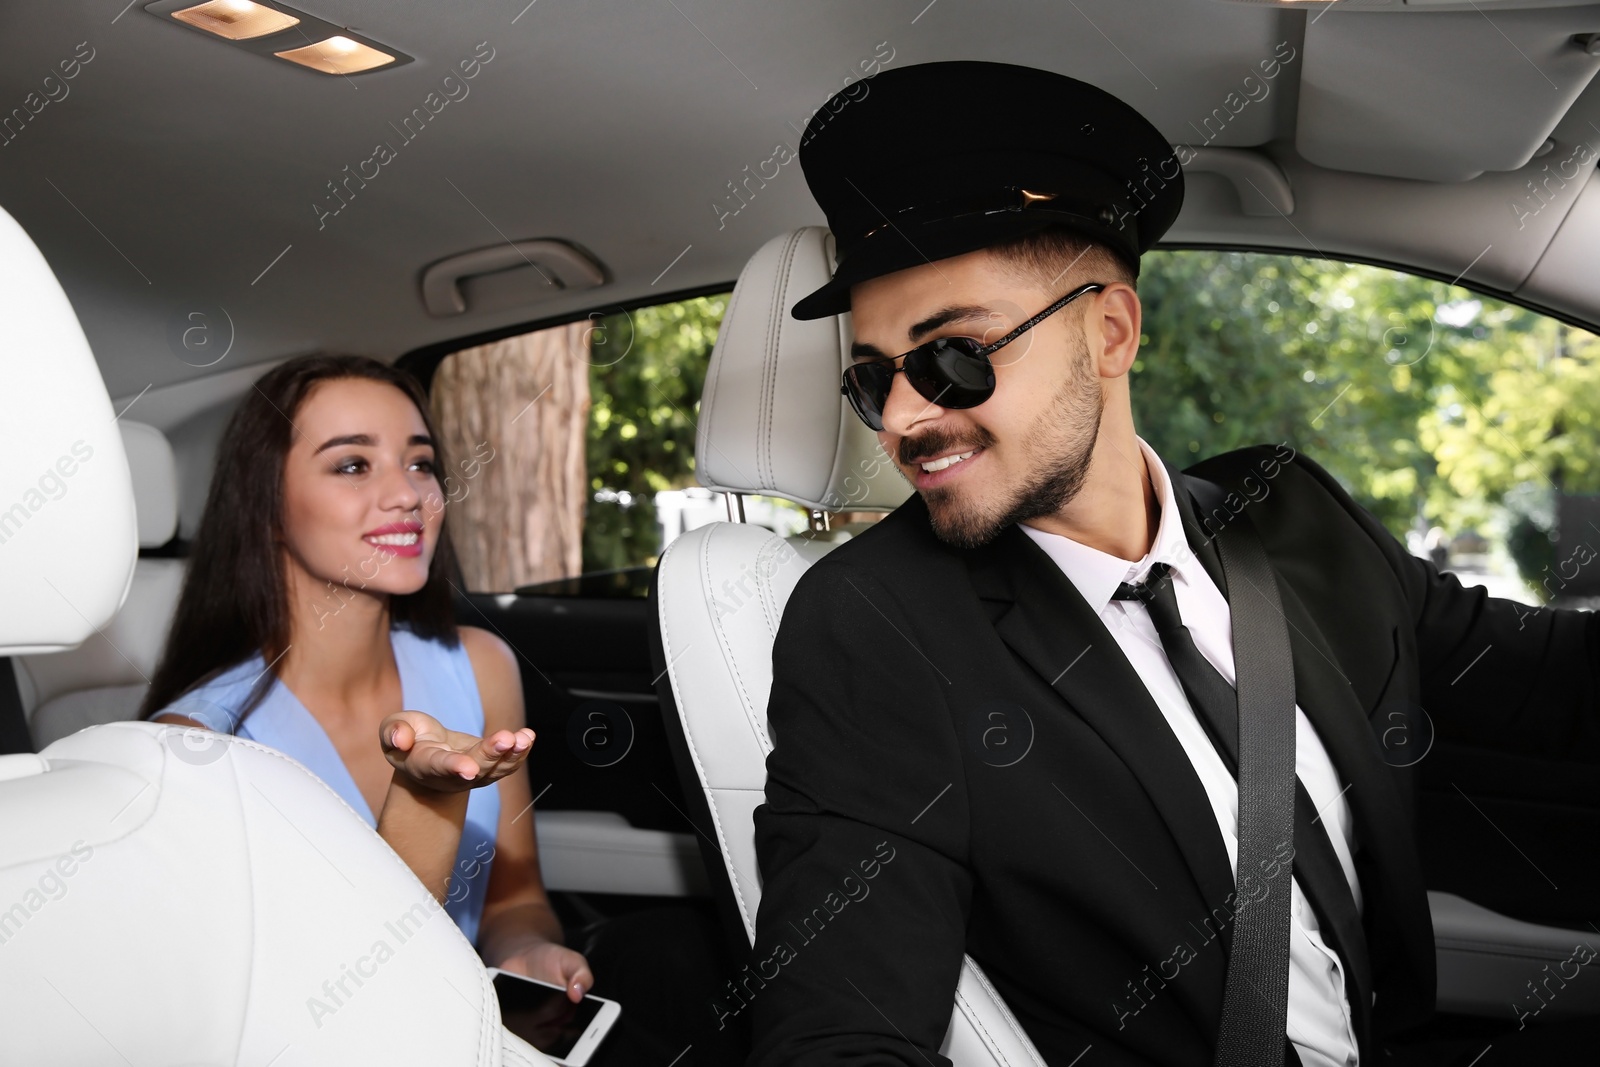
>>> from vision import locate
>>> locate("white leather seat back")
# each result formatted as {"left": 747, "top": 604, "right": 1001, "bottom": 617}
{"left": 655, "top": 228, "right": 1046, "bottom": 1064}
{"left": 121, "top": 419, "right": 180, "bottom": 548}
{"left": 0, "top": 203, "right": 137, "bottom": 654}
{"left": 659, "top": 522, "right": 806, "bottom": 922}
{"left": 18, "top": 421, "right": 187, "bottom": 747}
{"left": 695, "top": 226, "right": 911, "bottom": 513}
{"left": 0, "top": 722, "right": 550, "bottom": 1066}
{"left": 0, "top": 200, "right": 550, "bottom": 1065}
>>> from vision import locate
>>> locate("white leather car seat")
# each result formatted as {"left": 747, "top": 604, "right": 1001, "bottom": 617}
{"left": 16, "top": 420, "right": 187, "bottom": 748}
{"left": 0, "top": 722, "right": 555, "bottom": 1066}
{"left": 0, "top": 200, "right": 552, "bottom": 1066}
{"left": 0, "top": 214, "right": 137, "bottom": 658}
{"left": 649, "top": 226, "right": 1049, "bottom": 1065}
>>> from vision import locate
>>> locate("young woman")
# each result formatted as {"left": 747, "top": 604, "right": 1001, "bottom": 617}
{"left": 142, "top": 354, "right": 592, "bottom": 1003}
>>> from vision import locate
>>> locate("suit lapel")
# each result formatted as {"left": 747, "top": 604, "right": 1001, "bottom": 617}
{"left": 965, "top": 523, "right": 1239, "bottom": 949}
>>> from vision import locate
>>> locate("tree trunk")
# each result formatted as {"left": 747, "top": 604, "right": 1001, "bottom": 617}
{"left": 430, "top": 322, "right": 592, "bottom": 591}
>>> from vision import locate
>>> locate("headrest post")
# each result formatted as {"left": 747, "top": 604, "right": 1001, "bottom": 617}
{"left": 807, "top": 509, "right": 831, "bottom": 534}
{"left": 724, "top": 492, "right": 747, "bottom": 523}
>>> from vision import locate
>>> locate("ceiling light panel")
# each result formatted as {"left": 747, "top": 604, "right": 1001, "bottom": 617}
{"left": 274, "top": 36, "right": 395, "bottom": 74}
{"left": 145, "top": 0, "right": 412, "bottom": 75}
{"left": 171, "top": 1, "right": 299, "bottom": 41}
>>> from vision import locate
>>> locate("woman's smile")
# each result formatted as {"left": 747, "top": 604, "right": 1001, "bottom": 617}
{"left": 363, "top": 520, "right": 425, "bottom": 558}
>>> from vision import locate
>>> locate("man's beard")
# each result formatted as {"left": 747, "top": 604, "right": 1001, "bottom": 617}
{"left": 916, "top": 334, "right": 1105, "bottom": 550}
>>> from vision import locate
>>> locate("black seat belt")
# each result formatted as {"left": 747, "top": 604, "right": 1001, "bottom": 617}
{"left": 1203, "top": 505, "right": 1298, "bottom": 1065}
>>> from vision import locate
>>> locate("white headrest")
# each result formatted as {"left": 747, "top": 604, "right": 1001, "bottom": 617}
{"left": 119, "top": 421, "right": 178, "bottom": 549}
{"left": 695, "top": 227, "right": 911, "bottom": 513}
{"left": 0, "top": 203, "right": 138, "bottom": 655}
{"left": 0, "top": 722, "right": 550, "bottom": 1066}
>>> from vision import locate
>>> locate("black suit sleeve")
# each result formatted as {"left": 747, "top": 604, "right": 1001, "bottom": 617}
{"left": 1292, "top": 450, "right": 1600, "bottom": 762}
{"left": 747, "top": 559, "right": 973, "bottom": 1067}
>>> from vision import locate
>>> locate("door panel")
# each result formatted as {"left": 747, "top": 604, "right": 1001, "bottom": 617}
{"left": 456, "top": 589, "right": 696, "bottom": 838}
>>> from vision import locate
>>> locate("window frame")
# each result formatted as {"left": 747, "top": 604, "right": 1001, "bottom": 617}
{"left": 1153, "top": 241, "right": 1600, "bottom": 339}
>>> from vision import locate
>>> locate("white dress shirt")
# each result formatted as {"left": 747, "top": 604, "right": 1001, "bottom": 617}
{"left": 1019, "top": 437, "right": 1364, "bottom": 1067}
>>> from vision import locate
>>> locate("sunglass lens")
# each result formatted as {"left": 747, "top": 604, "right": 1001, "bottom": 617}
{"left": 909, "top": 339, "right": 995, "bottom": 408}
{"left": 846, "top": 363, "right": 892, "bottom": 430}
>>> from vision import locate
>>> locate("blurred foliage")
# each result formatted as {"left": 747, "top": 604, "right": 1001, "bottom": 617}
{"left": 581, "top": 294, "right": 728, "bottom": 573}
{"left": 1135, "top": 250, "right": 1600, "bottom": 585}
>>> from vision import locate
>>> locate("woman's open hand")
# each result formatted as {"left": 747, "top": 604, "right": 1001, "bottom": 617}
{"left": 379, "top": 709, "right": 534, "bottom": 795}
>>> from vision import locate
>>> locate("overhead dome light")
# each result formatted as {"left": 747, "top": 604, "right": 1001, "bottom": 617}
{"left": 171, "top": 0, "right": 299, "bottom": 40}
{"left": 274, "top": 35, "right": 396, "bottom": 75}
{"left": 145, "top": 0, "right": 411, "bottom": 76}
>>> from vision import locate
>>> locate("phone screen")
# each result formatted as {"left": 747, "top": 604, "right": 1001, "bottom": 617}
{"left": 492, "top": 972, "right": 604, "bottom": 1058}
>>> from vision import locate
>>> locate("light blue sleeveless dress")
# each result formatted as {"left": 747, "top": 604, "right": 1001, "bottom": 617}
{"left": 156, "top": 625, "right": 501, "bottom": 947}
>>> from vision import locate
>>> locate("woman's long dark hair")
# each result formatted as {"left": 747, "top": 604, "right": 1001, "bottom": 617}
{"left": 139, "top": 355, "right": 463, "bottom": 727}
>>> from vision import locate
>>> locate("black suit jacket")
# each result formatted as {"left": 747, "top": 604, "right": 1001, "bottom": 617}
{"left": 745, "top": 444, "right": 1600, "bottom": 1066}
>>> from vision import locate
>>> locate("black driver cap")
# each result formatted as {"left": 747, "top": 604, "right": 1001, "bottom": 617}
{"left": 791, "top": 60, "right": 1183, "bottom": 321}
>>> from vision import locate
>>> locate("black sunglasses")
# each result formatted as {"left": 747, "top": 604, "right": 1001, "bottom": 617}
{"left": 840, "top": 282, "right": 1107, "bottom": 431}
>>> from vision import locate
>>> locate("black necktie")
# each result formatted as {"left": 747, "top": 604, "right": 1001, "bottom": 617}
{"left": 1113, "top": 562, "right": 1373, "bottom": 1047}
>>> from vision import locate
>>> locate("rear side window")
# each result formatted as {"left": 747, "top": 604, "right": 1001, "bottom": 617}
{"left": 429, "top": 294, "right": 811, "bottom": 594}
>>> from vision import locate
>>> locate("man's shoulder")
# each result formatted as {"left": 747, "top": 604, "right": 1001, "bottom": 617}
{"left": 781, "top": 493, "right": 945, "bottom": 607}
{"left": 1179, "top": 442, "right": 1396, "bottom": 573}
{"left": 810, "top": 493, "right": 939, "bottom": 566}
{"left": 1181, "top": 441, "right": 1345, "bottom": 507}
{"left": 1183, "top": 440, "right": 1300, "bottom": 483}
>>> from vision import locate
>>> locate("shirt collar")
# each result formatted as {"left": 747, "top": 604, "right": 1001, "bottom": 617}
{"left": 1017, "top": 437, "right": 1191, "bottom": 614}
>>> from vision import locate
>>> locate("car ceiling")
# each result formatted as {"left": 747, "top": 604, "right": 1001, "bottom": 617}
{"left": 4, "top": 0, "right": 1600, "bottom": 429}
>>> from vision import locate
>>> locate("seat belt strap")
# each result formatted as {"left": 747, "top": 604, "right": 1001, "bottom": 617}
{"left": 1204, "top": 504, "right": 1298, "bottom": 1066}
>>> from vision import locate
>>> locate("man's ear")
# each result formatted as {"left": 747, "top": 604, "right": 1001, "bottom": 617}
{"left": 1094, "top": 284, "right": 1142, "bottom": 379}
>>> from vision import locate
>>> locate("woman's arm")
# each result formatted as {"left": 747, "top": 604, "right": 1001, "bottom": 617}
{"left": 375, "top": 705, "right": 535, "bottom": 904}
{"left": 461, "top": 626, "right": 594, "bottom": 1003}
{"left": 375, "top": 770, "right": 471, "bottom": 903}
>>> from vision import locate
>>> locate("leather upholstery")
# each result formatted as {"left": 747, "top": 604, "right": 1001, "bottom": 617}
{"left": 16, "top": 422, "right": 186, "bottom": 748}
{"left": 695, "top": 226, "right": 911, "bottom": 514}
{"left": 121, "top": 419, "right": 179, "bottom": 549}
{"left": 0, "top": 203, "right": 137, "bottom": 655}
{"left": 656, "top": 228, "right": 1046, "bottom": 1064}
{"left": 0, "top": 721, "right": 553, "bottom": 1066}
{"left": 19, "top": 560, "right": 183, "bottom": 747}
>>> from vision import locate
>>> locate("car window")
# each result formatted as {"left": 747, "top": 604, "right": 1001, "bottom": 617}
{"left": 1134, "top": 249, "right": 1600, "bottom": 606}
{"left": 430, "top": 293, "right": 811, "bottom": 595}
{"left": 431, "top": 252, "right": 1599, "bottom": 606}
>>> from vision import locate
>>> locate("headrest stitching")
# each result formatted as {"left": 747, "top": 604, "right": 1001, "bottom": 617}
{"left": 698, "top": 270, "right": 747, "bottom": 491}
{"left": 760, "top": 232, "right": 801, "bottom": 489}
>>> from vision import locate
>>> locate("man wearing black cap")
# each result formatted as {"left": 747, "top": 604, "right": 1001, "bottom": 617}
{"left": 747, "top": 60, "right": 1600, "bottom": 1067}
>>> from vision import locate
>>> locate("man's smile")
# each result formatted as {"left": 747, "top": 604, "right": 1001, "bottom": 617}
{"left": 912, "top": 445, "right": 986, "bottom": 489}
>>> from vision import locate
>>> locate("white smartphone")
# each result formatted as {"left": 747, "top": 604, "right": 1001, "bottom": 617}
{"left": 487, "top": 968, "right": 622, "bottom": 1066}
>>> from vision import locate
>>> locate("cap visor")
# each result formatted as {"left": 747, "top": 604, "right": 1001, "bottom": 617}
{"left": 789, "top": 209, "right": 1132, "bottom": 321}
